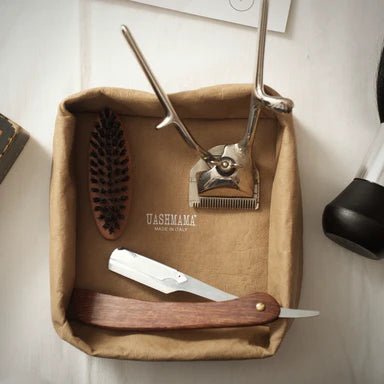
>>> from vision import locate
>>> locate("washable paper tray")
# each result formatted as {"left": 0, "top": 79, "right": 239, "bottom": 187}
{"left": 50, "top": 84, "right": 302, "bottom": 360}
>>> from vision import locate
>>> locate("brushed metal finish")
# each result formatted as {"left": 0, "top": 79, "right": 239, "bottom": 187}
{"left": 190, "top": 0, "right": 293, "bottom": 207}
{"left": 121, "top": 0, "right": 294, "bottom": 210}
{"left": 108, "top": 248, "right": 237, "bottom": 301}
{"left": 240, "top": 0, "right": 293, "bottom": 151}
{"left": 279, "top": 307, "right": 320, "bottom": 318}
{"left": 108, "top": 248, "right": 319, "bottom": 318}
{"left": 189, "top": 145, "right": 260, "bottom": 209}
{"left": 121, "top": 25, "right": 216, "bottom": 165}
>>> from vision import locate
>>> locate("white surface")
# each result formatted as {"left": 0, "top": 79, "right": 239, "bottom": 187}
{"left": 1, "top": 0, "right": 384, "bottom": 383}
{"left": 129, "top": 0, "right": 292, "bottom": 32}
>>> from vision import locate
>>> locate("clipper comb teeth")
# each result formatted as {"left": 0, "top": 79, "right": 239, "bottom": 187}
{"left": 89, "top": 108, "right": 131, "bottom": 240}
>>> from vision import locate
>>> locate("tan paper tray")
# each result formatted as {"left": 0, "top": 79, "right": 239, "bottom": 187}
{"left": 50, "top": 84, "right": 302, "bottom": 360}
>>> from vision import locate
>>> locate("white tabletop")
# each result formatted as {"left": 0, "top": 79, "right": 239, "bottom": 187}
{"left": 1, "top": 0, "right": 384, "bottom": 383}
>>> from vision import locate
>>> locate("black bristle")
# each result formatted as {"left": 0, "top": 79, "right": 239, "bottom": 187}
{"left": 98, "top": 148, "right": 105, "bottom": 156}
{"left": 89, "top": 108, "right": 130, "bottom": 239}
{"left": 91, "top": 132, "right": 100, "bottom": 140}
{"left": 90, "top": 139, "right": 100, "bottom": 150}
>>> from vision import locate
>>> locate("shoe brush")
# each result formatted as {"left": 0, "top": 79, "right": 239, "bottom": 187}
{"left": 89, "top": 108, "right": 131, "bottom": 240}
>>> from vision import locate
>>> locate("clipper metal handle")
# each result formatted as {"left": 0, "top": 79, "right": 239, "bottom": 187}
{"left": 239, "top": 0, "right": 293, "bottom": 151}
{"left": 121, "top": 25, "right": 216, "bottom": 165}
{"left": 121, "top": 0, "right": 294, "bottom": 210}
{"left": 194, "top": 0, "right": 294, "bottom": 205}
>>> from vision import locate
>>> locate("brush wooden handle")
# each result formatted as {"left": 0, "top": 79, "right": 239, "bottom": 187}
{"left": 68, "top": 289, "right": 281, "bottom": 331}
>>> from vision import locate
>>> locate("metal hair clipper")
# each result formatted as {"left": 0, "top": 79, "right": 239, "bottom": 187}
{"left": 121, "top": 0, "right": 293, "bottom": 210}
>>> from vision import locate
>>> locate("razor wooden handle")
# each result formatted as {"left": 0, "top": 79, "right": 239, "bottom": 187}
{"left": 68, "top": 289, "right": 281, "bottom": 331}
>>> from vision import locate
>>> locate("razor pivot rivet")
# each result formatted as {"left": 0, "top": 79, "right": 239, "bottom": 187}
{"left": 256, "top": 302, "right": 266, "bottom": 312}
{"left": 216, "top": 157, "right": 237, "bottom": 176}
{"left": 221, "top": 160, "right": 229, "bottom": 168}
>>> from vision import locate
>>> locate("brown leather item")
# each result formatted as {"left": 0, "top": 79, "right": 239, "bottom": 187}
{"left": 50, "top": 84, "right": 302, "bottom": 360}
{"left": 69, "top": 289, "right": 281, "bottom": 331}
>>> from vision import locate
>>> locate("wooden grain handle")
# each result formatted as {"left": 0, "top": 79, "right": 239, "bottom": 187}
{"left": 68, "top": 289, "right": 281, "bottom": 331}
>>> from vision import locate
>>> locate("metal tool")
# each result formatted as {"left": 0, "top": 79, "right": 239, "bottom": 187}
{"left": 121, "top": 0, "right": 293, "bottom": 210}
{"left": 120, "top": 25, "right": 215, "bottom": 165}
{"left": 108, "top": 248, "right": 319, "bottom": 320}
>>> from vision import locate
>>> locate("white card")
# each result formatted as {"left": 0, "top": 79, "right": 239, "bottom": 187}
{"left": 129, "top": 0, "right": 292, "bottom": 32}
